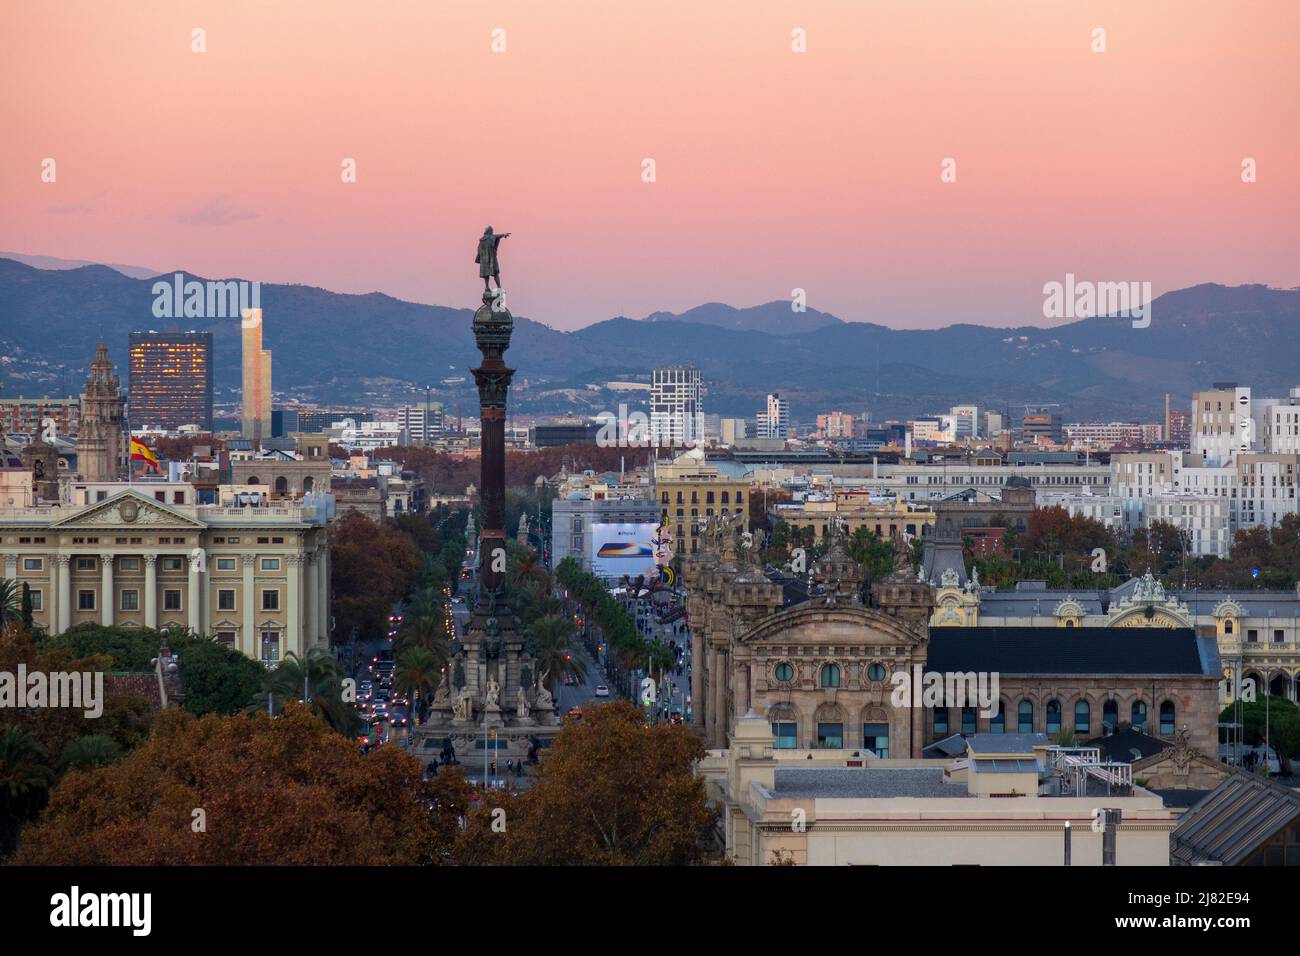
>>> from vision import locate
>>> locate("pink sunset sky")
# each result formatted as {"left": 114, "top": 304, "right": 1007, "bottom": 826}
{"left": 2, "top": 0, "right": 1297, "bottom": 331}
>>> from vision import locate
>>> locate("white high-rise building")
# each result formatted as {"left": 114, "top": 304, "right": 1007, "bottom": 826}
{"left": 395, "top": 403, "right": 444, "bottom": 444}
{"left": 949, "top": 405, "right": 980, "bottom": 441}
{"left": 1258, "top": 388, "right": 1300, "bottom": 455}
{"left": 651, "top": 366, "right": 704, "bottom": 446}
{"left": 1192, "top": 383, "right": 1251, "bottom": 466}
{"left": 757, "top": 393, "right": 789, "bottom": 439}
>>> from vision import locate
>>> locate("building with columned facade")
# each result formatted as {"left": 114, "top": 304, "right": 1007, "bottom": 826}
{"left": 0, "top": 485, "right": 332, "bottom": 665}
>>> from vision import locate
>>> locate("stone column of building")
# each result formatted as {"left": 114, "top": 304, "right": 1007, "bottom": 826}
{"left": 736, "top": 658, "right": 750, "bottom": 716}
{"left": 100, "top": 553, "right": 114, "bottom": 626}
{"left": 187, "top": 556, "right": 202, "bottom": 633}
{"left": 144, "top": 555, "right": 158, "bottom": 629}
{"left": 318, "top": 546, "right": 329, "bottom": 646}
{"left": 45, "top": 554, "right": 57, "bottom": 635}
{"left": 57, "top": 555, "right": 71, "bottom": 635}
{"left": 287, "top": 554, "right": 303, "bottom": 657}
{"left": 305, "top": 551, "right": 318, "bottom": 648}
{"left": 691, "top": 634, "right": 705, "bottom": 730}
{"left": 241, "top": 553, "right": 257, "bottom": 658}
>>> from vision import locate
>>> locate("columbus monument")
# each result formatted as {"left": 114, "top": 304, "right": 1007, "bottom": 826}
{"left": 415, "top": 229, "right": 556, "bottom": 768}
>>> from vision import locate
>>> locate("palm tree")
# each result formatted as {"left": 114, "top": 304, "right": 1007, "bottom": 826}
{"left": 0, "top": 578, "right": 20, "bottom": 634}
{"left": 528, "top": 613, "right": 586, "bottom": 694}
{"left": 0, "top": 726, "right": 55, "bottom": 857}
{"left": 259, "top": 647, "right": 357, "bottom": 734}
{"left": 59, "top": 734, "right": 121, "bottom": 770}
{"left": 393, "top": 646, "right": 443, "bottom": 726}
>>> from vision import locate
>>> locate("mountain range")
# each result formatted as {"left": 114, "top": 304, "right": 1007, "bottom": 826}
{"left": 1, "top": 256, "right": 1297, "bottom": 422}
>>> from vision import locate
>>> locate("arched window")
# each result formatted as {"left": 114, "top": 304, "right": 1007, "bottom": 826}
{"left": 1159, "top": 700, "right": 1176, "bottom": 737}
{"left": 1075, "top": 700, "right": 1090, "bottom": 734}
{"left": 773, "top": 662, "right": 794, "bottom": 683}
{"left": 769, "top": 705, "right": 797, "bottom": 750}
{"left": 1018, "top": 699, "right": 1034, "bottom": 734}
{"left": 302, "top": 476, "right": 314, "bottom": 494}
{"left": 1131, "top": 700, "right": 1147, "bottom": 729}
{"left": 274, "top": 476, "right": 289, "bottom": 496}
{"left": 1065, "top": 619, "right": 1075, "bottom": 627}
{"left": 961, "top": 707, "right": 977, "bottom": 734}
{"left": 990, "top": 704, "right": 1005, "bottom": 733}
{"left": 247, "top": 476, "right": 261, "bottom": 485}
{"left": 866, "top": 663, "right": 887, "bottom": 683}
{"left": 1046, "top": 699, "right": 1061, "bottom": 735}
{"left": 1224, "top": 620, "right": 1234, "bottom": 634}
{"left": 820, "top": 663, "right": 841, "bottom": 689}
{"left": 1102, "top": 699, "right": 1119, "bottom": 734}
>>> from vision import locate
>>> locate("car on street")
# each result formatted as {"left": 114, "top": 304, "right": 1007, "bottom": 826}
{"left": 388, "top": 710, "right": 409, "bottom": 727}
{"left": 566, "top": 706, "right": 582, "bottom": 719}
{"left": 594, "top": 685, "right": 609, "bottom": 697}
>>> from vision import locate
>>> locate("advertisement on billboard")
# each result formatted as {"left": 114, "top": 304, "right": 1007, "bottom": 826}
{"left": 591, "top": 522, "right": 659, "bottom": 578}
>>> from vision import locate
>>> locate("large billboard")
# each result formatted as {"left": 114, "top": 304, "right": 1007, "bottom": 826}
{"left": 591, "top": 522, "right": 660, "bottom": 579}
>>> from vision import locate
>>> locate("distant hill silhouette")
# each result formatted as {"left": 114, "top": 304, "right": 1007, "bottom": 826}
{"left": 1, "top": 257, "right": 1297, "bottom": 420}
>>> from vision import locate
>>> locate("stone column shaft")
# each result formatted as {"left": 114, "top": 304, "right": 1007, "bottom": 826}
{"left": 100, "top": 553, "right": 114, "bottom": 626}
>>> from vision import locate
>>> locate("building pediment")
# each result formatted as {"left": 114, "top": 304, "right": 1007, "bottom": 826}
{"left": 737, "top": 602, "right": 925, "bottom": 648}
{"left": 49, "top": 490, "right": 206, "bottom": 531}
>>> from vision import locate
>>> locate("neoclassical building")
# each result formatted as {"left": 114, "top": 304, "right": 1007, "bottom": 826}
{"left": 0, "top": 485, "right": 332, "bottom": 664}
{"left": 930, "top": 570, "right": 1300, "bottom": 704}
{"left": 684, "top": 523, "right": 1222, "bottom": 758}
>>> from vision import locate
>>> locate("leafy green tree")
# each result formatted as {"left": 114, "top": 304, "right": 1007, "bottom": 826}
{"left": 58, "top": 734, "right": 122, "bottom": 771}
{"left": 0, "top": 578, "right": 20, "bottom": 634}
{"left": 0, "top": 726, "right": 55, "bottom": 857}
{"left": 394, "top": 646, "right": 444, "bottom": 725}
{"left": 259, "top": 647, "right": 357, "bottom": 735}
{"left": 528, "top": 613, "right": 586, "bottom": 693}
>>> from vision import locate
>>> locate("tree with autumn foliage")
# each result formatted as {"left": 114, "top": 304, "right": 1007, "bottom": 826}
{"left": 15, "top": 703, "right": 459, "bottom": 865}
{"left": 458, "top": 700, "right": 717, "bottom": 865}
{"left": 330, "top": 510, "right": 422, "bottom": 642}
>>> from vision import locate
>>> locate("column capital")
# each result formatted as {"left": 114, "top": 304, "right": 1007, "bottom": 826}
{"left": 241, "top": 553, "right": 258, "bottom": 563}
{"left": 287, "top": 554, "right": 305, "bottom": 567}
{"left": 99, "top": 552, "right": 115, "bottom": 564}
{"left": 144, "top": 554, "right": 158, "bottom": 566}
{"left": 56, "top": 554, "right": 71, "bottom": 567}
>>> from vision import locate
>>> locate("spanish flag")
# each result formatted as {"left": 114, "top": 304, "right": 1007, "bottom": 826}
{"left": 130, "top": 438, "right": 161, "bottom": 472}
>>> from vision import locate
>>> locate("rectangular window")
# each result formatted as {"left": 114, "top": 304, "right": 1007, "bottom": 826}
{"left": 164, "top": 589, "right": 182, "bottom": 611}
{"left": 216, "top": 558, "right": 236, "bottom": 571}
{"left": 22, "top": 557, "right": 43, "bottom": 571}
{"left": 772, "top": 722, "right": 797, "bottom": 749}
{"left": 29, "top": 590, "right": 43, "bottom": 611}
{"left": 261, "top": 631, "right": 280, "bottom": 662}
{"left": 933, "top": 709, "right": 949, "bottom": 737}
{"left": 77, "top": 590, "right": 96, "bottom": 610}
{"left": 76, "top": 557, "right": 96, "bottom": 571}
{"left": 119, "top": 557, "right": 140, "bottom": 571}
{"left": 816, "top": 722, "right": 843, "bottom": 749}
{"left": 120, "top": 589, "right": 139, "bottom": 611}
{"left": 863, "top": 723, "right": 889, "bottom": 758}
{"left": 216, "top": 631, "right": 236, "bottom": 647}
{"left": 260, "top": 558, "right": 281, "bottom": 571}
{"left": 262, "top": 589, "right": 280, "bottom": 611}
{"left": 218, "top": 589, "right": 236, "bottom": 611}
{"left": 162, "top": 557, "right": 183, "bottom": 571}
{"left": 1275, "top": 629, "right": 1285, "bottom": 644}
{"left": 1248, "top": 629, "right": 1259, "bottom": 643}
